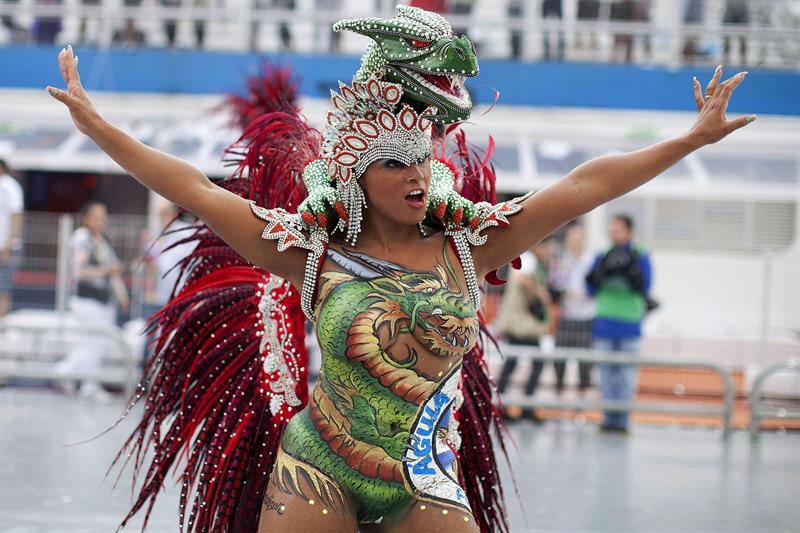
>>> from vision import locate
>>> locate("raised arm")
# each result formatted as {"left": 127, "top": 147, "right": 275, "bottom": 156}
{"left": 47, "top": 46, "right": 306, "bottom": 286}
{"left": 474, "top": 66, "right": 756, "bottom": 279}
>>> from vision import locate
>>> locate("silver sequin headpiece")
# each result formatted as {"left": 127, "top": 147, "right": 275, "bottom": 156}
{"left": 321, "top": 78, "right": 435, "bottom": 244}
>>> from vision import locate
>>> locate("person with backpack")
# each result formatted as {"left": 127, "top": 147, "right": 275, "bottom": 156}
{"left": 586, "top": 214, "right": 653, "bottom": 433}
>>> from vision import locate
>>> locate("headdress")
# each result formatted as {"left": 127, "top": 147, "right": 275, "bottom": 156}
{"left": 298, "top": 75, "right": 493, "bottom": 247}
{"left": 334, "top": 5, "right": 479, "bottom": 124}
{"left": 327, "top": 79, "right": 436, "bottom": 243}
{"left": 288, "top": 5, "right": 485, "bottom": 246}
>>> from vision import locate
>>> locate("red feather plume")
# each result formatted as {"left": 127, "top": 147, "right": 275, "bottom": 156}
{"left": 111, "top": 65, "right": 320, "bottom": 533}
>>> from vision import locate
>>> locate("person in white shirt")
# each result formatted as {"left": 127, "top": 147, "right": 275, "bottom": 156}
{"left": 549, "top": 223, "right": 597, "bottom": 392}
{"left": 55, "top": 201, "right": 129, "bottom": 399}
{"left": 140, "top": 202, "right": 197, "bottom": 328}
{"left": 0, "top": 158, "right": 23, "bottom": 318}
{"left": 151, "top": 203, "right": 196, "bottom": 307}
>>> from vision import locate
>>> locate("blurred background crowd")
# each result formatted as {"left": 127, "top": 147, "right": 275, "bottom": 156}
{"left": 0, "top": 1, "right": 798, "bottom": 531}
{"left": 0, "top": 0, "right": 798, "bottom": 66}
{"left": 0, "top": 0, "right": 798, "bottom": 437}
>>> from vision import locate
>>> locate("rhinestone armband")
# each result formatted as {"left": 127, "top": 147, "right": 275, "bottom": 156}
{"left": 249, "top": 201, "right": 328, "bottom": 320}
{"left": 445, "top": 192, "right": 533, "bottom": 307}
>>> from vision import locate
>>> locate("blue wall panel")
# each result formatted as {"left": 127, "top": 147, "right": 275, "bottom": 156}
{"left": 2, "top": 45, "right": 798, "bottom": 115}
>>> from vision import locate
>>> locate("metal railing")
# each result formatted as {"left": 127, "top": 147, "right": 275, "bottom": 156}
{"left": 749, "top": 359, "right": 800, "bottom": 442}
{"left": 0, "top": 315, "right": 138, "bottom": 397}
{"left": 9, "top": 211, "right": 152, "bottom": 318}
{"left": 0, "top": 0, "right": 796, "bottom": 68}
{"left": 494, "top": 343, "right": 735, "bottom": 438}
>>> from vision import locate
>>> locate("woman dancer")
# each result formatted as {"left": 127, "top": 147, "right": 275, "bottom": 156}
{"left": 47, "top": 7, "right": 753, "bottom": 533}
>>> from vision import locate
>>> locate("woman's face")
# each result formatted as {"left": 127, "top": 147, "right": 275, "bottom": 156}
{"left": 360, "top": 157, "right": 432, "bottom": 228}
{"left": 83, "top": 204, "right": 108, "bottom": 235}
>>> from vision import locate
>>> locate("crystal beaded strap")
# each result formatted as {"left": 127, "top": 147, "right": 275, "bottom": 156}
{"left": 448, "top": 231, "right": 481, "bottom": 309}
{"left": 249, "top": 201, "right": 329, "bottom": 320}
{"left": 444, "top": 192, "right": 533, "bottom": 309}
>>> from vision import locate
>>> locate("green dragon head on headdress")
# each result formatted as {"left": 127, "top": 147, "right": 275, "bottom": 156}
{"left": 333, "top": 5, "right": 479, "bottom": 124}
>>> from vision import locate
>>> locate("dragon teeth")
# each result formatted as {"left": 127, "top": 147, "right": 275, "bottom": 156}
{"left": 402, "top": 68, "right": 470, "bottom": 108}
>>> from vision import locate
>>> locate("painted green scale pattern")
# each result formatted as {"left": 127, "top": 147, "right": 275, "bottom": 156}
{"left": 280, "top": 279, "right": 422, "bottom": 521}
{"left": 317, "top": 282, "right": 421, "bottom": 435}
{"left": 281, "top": 410, "right": 411, "bottom": 522}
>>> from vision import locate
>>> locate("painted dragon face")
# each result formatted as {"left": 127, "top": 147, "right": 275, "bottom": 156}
{"left": 412, "top": 275, "right": 479, "bottom": 358}
{"left": 334, "top": 5, "right": 479, "bottom": 124}
{"left": 369, "top": 266, "right": 479, "bottom": 359}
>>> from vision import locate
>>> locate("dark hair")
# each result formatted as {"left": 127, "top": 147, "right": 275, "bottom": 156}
{"left": 79, "top": 200, "right": 107, "bottom": 224}
{"left": 0, "top": 158, "right": 7, "bottom": 173}
{"left": 612, "top": 214, "right": 634, "bottom": 231}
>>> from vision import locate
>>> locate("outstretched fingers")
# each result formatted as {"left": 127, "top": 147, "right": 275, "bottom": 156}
{"left": 716, "top": 71, "right": 747, "bottom": 112}
{"left": 49, "top": 46, "right": 79, "bottom": 105}
{"left": 727, "top": 114, "right": 758, "bottom": 134}
{"left": 692, "top": 77, "right": 704, "bottom": 112}
{"left": 703, "top": 64, "right": 723, "bottom": 100}
{"left": 66, "top": 45, "right": 81, "bottom": 86}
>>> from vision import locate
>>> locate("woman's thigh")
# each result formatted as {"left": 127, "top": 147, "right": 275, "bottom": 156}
{"left": 257, "top": 450, "right": 359, "bottom": 533}
{"left": 362, "top": 500, "right": 480, "bottom": 533}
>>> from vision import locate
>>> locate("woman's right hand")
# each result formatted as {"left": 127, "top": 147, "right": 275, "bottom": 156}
{"left": 47, "top": 45, "right": 103, "bottom": 136}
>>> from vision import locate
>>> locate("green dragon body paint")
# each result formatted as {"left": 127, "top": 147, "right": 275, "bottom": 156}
{"left": 276, "top": 243, "right": 479, "bottom": 522}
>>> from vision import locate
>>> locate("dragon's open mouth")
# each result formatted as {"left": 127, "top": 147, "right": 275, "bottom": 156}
{"left": 398, "top": 67, "right": 471, "bottom": 110}
{"left": 420, "top": 310, "right": 472, "bottom": 350}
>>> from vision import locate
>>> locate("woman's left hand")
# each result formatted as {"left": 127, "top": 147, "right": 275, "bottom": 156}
{"left": 689, "top": 65, "right": 756, "bottom": 147}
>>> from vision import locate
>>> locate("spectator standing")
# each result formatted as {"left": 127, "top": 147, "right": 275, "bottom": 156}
{"left": 161, "top": 0, "right": 180, "bottom": 48}
{"left": 723, "top": 0, "right": 749, "bottom": 65}
{"left": 550, "top": 224, "right": 596, "bottom": 392}
{"left": 494, "top": 240, "right": 556, "bottom": 422}
{"left": 541, "top": 0, "right": 564, "bottom": 61}
{"left": 193, "top": 0, "right": 209, "bottom": 48}
{"left": 112, "top": 19, "right": 146, "bottom": 48}
{"left": 586, "top": 214, "right": 652, "bottom": 432}
{"left": 508, "top": 0, "right": 523, "bottom": 59}
{"left": 141, "top": 203, "right": 196, "bottom": 317}
{"left": 610, "top": 0, "right": 650, "bottom": 63}
{"left": 0, "top": 158, "right": 23, "bottom": 319}
{"left": 55, "top": 202, "right": 128, "bottom": 400}
{"left": 32, "top": 0, "right": 62, "bottom": 44}
{"left": 274, "top": 0, "right": 296, "bottom": 51}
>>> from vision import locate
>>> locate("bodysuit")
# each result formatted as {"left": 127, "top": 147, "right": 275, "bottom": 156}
{"left": 274, "top": 239, "right": 479, "bottom": 524}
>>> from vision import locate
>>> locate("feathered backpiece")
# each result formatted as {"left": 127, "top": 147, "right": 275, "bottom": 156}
{"left": 111, "top": 66, "right": 321, "bottom": 533}
{"left": 113, "top": 62, "right": 512, "bottom": 533}
{"left": 221, "top": 63, "right": 300, "bottom": 131}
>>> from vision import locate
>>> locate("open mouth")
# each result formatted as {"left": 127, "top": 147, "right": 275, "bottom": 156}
{"left": 421, "top": 309, "right": 472, "bottom": 349}
{"left": 399, "top": 68, "right": 472, "bottom": 109}
{"left": 405, "top": 188, "right": 426, "bottom": 209}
